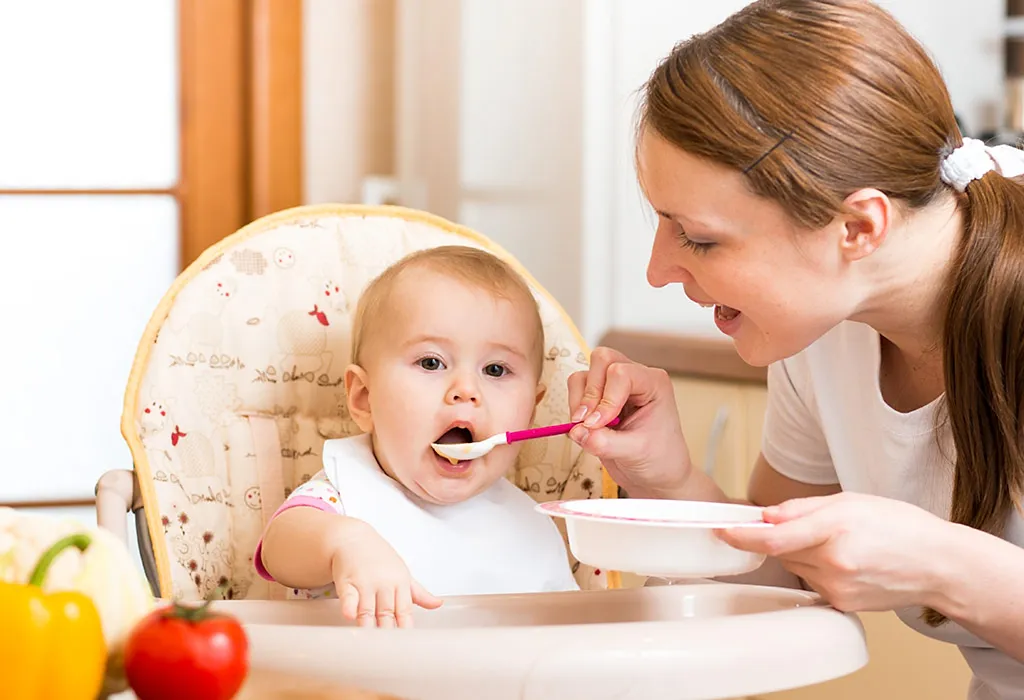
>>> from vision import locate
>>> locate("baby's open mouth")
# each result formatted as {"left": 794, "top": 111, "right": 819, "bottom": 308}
{"left": 435, "top": 426, "right": 474, "bottom": 445}
{"left": 433, "top": 425, "right": 475, "bottom": 466}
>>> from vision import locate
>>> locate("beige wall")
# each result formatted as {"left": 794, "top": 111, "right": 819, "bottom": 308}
{"left": 303, "top": 0, "right": 585, "bottom": 324}
{"left": 301, "top": 0, "right": 1006, "bottom": 344}
{"left": 302, "top": 0, "right": 395, "bottom": 205}
{"left": 391, "top": 0, "right": 585, "bottom": 323}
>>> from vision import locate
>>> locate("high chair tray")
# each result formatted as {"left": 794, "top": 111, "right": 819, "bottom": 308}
{"left": 210, "top": 582, "right": 868, "bottom": 700}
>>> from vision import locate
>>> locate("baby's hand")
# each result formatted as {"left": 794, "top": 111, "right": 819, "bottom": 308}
{"left": 330, "top": 520, "right": 442, "bottom": 628}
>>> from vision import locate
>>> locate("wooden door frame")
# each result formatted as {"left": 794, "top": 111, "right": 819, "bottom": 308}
{"left": 249, "top": 0, "right": 304, "bottom": 222}
{"left": 180, "top": 0, "right": 303, "bottom": 269}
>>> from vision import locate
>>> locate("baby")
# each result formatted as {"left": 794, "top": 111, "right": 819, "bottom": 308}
{"left": 255, "top": 245, "right": 578, "bottom": 627}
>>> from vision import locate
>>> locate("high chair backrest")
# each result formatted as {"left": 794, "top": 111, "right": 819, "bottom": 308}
{"left": 121, "top": 205, "right": 619, "bottom": 601}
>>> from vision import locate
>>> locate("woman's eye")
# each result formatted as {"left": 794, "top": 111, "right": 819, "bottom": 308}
{"left": 419, "top": 357, "right": 444, "bottom": 371}
{"left": 665, "top": 218, "right": 715, "bottom": 254}
{"left": 483, "top": 364, "right": 507, "bottom": 378}
{"left": 679, "top": 232, "right": 715, "bottom": 254}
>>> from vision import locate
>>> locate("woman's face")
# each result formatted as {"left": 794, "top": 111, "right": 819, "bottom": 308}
{"left": 637, "top": 129, "right": 862, "bottom": 366}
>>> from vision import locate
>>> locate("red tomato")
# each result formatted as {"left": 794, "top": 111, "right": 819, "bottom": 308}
{"left": 124, "top": 601, "right": 249, "bottom": 700}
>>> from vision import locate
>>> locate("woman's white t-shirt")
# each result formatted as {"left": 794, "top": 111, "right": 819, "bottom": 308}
{"left": 762, "top": 321, "right": 1024, "bottom": 700}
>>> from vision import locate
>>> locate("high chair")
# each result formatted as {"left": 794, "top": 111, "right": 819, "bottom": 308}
{"left": 95, "top": 205, "right": 871, "bottom": 700}
{"left": 96, "top": 204, "right": 620, "bottom": 601}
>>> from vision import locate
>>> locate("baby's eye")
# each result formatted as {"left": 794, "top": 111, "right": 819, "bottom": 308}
{"left": 483, "top": 364, "right": 507, "bottom": 378}
{"left": 419, "top": 357, "right": 445, "bottom": 371}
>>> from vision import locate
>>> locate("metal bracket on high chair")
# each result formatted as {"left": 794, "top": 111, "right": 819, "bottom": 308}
{"left": 95, "top": 468, "right": 160, "bottom": 597}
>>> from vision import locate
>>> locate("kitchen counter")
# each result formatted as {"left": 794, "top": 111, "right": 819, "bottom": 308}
{"left": 598, "top": 329, "right": 766, "bottom": 384}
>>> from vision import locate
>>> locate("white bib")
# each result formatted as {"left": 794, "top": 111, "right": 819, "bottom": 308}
{"left": 322, "top": 434, "right": 578, "bottom": 597}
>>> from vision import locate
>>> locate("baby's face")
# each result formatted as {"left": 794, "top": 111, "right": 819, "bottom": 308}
{"left": 355, "top": 269, "right": 543, "bottom": 505}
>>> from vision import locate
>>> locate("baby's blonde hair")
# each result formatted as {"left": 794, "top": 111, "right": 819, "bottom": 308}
{"left": 350, "top": 245, "right": 545, "bottom": 376}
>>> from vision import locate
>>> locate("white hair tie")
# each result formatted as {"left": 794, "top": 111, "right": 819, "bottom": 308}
{"left": 939, "top": 137, "right": 1024, "bottom": 192}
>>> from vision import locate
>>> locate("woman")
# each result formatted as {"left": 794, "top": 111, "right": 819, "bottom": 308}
{"left": 568, "top": 1, "right": 1024, "bottom": 697}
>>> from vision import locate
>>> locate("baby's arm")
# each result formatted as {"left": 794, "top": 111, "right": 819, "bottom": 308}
{"left": 254, "top": 471, "right": 350, "bottom": 587}
{"left": 259, "top": 505, "right": 364, "bottom": 589}
{"left": 254, "top": 473, "right": 442, "bottom": 626}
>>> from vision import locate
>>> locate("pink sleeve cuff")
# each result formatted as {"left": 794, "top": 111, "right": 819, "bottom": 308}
{"left": 253, "top": 496, "right": 338, "bottom": 582}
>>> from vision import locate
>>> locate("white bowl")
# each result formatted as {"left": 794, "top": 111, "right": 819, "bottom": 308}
{"left": 537, "top": 498, "right": 771, "bottom": 578}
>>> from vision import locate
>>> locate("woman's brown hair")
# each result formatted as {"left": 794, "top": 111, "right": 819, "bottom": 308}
{"left": 639, "top": 0, "right": 1024, "bottom": 626}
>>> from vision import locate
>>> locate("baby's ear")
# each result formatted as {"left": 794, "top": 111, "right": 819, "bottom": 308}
{"left": 344, "top": 364, "right": 374, "bottom": 433}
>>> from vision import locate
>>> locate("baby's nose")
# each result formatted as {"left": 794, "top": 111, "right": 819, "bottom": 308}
{"left": 445, "top": 374, "right": 480, "bottom": 405}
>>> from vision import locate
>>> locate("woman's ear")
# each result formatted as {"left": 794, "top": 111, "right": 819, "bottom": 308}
{"left": 839, "top": 188, "right": 892, "bottom": 262}
{"left": 344, "top": 364, "right": 374, "bottom": 433}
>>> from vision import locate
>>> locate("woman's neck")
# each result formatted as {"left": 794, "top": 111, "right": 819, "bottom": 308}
{"left": 850, "top": 196, "right": 962, "bottom": 367}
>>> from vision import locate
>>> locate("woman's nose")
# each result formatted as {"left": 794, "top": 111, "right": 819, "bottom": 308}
{"left": 647, "top": 229, "right": 693, "bottom": 288}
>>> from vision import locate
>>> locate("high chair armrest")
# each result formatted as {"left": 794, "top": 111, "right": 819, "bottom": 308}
{"left": 95, "top": 469, "right": 162, "bottom": 596}
{"left": 95, "top": 469, "right": 142, "bottom": 546}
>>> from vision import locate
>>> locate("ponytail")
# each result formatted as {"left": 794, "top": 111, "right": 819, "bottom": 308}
{"left": 928, "top": 171, "right": 1024, "bottom": 626}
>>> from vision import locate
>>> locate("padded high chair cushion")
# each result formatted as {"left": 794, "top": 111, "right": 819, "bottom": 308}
{"left": 122, "top": 205, "right": 618, "bottom": 601}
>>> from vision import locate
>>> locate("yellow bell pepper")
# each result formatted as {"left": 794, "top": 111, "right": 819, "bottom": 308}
{"left": 0, "top": 533, "right": 106, "bottom": 700}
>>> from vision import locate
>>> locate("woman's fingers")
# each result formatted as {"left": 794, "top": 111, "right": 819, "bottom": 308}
{"left": 568, "top": 347, "right": 635, "bottom": 422}
{"left": 762, "top": 494, "right": 844, "bottom": 523}
{"left": 570, "top": 362, "right": 671, "bottom": 441}
{"left": 584, "top": 361, "right": 659, "bottom": 427}
{"left": 716, "top": 511, "right": 832, "bottom": 557}
{"left": 571, "top": 418, "right": 648, "bottom": 461}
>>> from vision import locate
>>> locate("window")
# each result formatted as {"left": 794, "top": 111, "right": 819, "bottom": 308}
{"left": 0, "top": 0, "right": 301, "bottom": 507}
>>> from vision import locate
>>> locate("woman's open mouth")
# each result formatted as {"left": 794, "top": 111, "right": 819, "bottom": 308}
{"left": 693, "top": 298, "right": 742, "bottom": 334}
{"left": 713, "top": 304, "right": 742, "bottom": 335}
{"left": 715, "top": 305, "right": 740, "bottom": 322}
